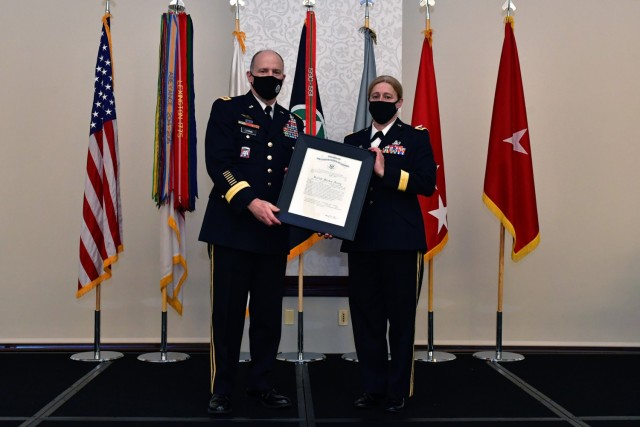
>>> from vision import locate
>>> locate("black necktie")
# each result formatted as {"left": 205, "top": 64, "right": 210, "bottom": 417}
{"left": 371, "top": 131, "right": 384, "bottom": 145}
{"left": 264, "top": 105, "right": 273, "bottom": 122}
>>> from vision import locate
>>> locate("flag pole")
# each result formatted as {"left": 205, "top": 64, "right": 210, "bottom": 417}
{"left": 343, "top": 0, "right": 380, "bottom": 362}
{"left": 72, "top": 5, "right": 122, "bottom": 363}
{"left": 415, "top": 259, "right": 456, "bottom": 362}
{"left": 412, "top": 0, "right": 455, "bottom": 364}
{"left": 474, "top": 0, "right": 524, "bottom": 363}
{"left": 231, "top": 0, "right": 250, "bottom": 364}
{"left": 72, "top": 284, "right": 124, "bottom": 362}
{"left": 138, "top": 287, "right": 190, "bottom": 363}
{"left": 364, "top": 0, "right": 370, "bottom": 29}
{"left": 140, "top": 0, "right": 191, "bottom": 363}
{"left": 278, "top": 0, "right": 325, "bottom": 364}
{"left": 474, "top": 224, "right": 524, "bottom": 362}
{"left": 278, "top": 251, "right": 325, "bottom": 363}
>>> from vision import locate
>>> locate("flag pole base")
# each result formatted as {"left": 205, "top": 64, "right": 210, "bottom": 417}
{"left": 276, "top": 310, "right": 325, "bottom": 364}
{"left": 137, "top": 351, "right": 190, "bottom": 363}
{"left": 473, "top": 350, "right": 524, "bottom": 362}
{"left": 277, "top": 351, "right": 325, "bottom": 364}
{"left": 341, "top": 352, "right": 392, "bottom": 363}
{"left": 239, "top": 351, "right": 251, "bottom": 363}
{"left": 415, "top": 350, "right": 456, "bottom": 363}
{"left": 71, "top": 350, "right": 123, "bottom": 362}
{"left": 341, "top": 351, "right": 358, "bottom": 362}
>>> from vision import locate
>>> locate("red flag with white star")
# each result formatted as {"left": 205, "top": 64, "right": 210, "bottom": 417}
{"left": 411, "top": 27, "right": 448, "bottom": 260}
{"left": 483, "top": 17, "right": 539, "bottom": 261}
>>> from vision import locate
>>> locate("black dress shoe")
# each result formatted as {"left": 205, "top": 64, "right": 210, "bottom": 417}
{"left": 208, "top": 394, "right": 232, "bottom": 414}
{"left": 384, "top": 397, "right": 405, "bottom": 413}
{"left": 353, "top": 393, "right": 385, "bottom": 409}
{"left": 247, "top": 389, "right": 292, "bottom": 409}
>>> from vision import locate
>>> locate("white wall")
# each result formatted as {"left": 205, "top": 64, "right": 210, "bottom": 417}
{"left": 1, "top": 0, "right": 639, "bottom": 351}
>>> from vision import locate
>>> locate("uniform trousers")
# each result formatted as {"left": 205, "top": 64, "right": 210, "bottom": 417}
{"left": 347, "top": 250, "right": 424, "bottom": 399}
{"left": 209, "top": 244, "right": 287, "bottom": 396}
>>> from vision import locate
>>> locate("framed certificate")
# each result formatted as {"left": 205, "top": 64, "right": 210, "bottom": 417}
{"left": 277, "top": 134, "right": 374, "bottom": 241}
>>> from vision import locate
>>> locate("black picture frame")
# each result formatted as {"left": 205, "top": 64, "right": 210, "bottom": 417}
{"left": 276, "top": 134, "right": 374, "bottom": 241}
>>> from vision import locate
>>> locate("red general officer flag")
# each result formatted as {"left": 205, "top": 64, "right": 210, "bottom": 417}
{"left": 411, "top": 27, "right": 448, "bottom": 260}
{"left": 483, "top": 17, "right": 539, "bottom": 261}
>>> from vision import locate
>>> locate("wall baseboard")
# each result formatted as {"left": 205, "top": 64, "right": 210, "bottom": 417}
{"left": 2, "top": 343, "right": 640, "bottom": 354}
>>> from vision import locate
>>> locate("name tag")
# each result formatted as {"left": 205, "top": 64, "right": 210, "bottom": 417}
{"left": 240, "top": 126, "right": 257, "bottom": 136}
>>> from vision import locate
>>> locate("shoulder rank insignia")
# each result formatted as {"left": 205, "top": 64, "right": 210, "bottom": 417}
{"left": 415, "top": 125, "right": 428, "bottom": 131}
{"left": 218, "top": 96, "right": 231, "bottom": 101}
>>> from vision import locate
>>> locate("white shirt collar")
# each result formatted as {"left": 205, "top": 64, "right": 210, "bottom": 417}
{"left": 252, "top": 93, "right": 276, "bottom": 117}
{"left": 369, "top": 120, "right": 395, "bottom": 147}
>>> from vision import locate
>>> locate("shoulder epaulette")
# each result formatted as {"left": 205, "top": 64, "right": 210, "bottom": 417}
{"left": 414, "top": 125, "right": 429, "bottom": 131}
{"left": 218, "top": 96, "right": 232, "bottom": 101}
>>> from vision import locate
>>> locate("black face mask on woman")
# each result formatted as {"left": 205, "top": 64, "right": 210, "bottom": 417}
{"left": 251, "top": 74, "right": 283, "bottom": 101}
{"left": 368, "top": 100, "right": 398, "bottom": 124}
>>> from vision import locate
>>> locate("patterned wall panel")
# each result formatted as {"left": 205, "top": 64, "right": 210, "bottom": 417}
{"left": 236, "top": 0, "right": 402, "bottom": 276}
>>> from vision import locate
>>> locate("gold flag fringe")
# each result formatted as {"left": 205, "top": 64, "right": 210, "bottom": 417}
{"left": 423, "top": 28, "right": 433, "bottom": 47}
{"left": 504, "top": 15, "right": 515, "bottom": 29}
{"left": 233, "top": 30, "right": 246, "bottom": 54}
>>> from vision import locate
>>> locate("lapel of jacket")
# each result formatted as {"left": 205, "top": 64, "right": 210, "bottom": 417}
{"left": 269, "top": 104, "right": 290, "bottom": 139}
{"left": 243, "top": 92, "right": 271, "bottom": 134}
{"left": 354, "top": 126, "right": 372, "bottom": 148}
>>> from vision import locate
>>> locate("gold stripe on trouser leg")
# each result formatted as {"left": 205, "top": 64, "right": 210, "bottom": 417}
{"left": 409, "top": 251, "right": 424, "bottom": 398}
{"left": 209, "top": 244, "right": 216, "bottom": 394}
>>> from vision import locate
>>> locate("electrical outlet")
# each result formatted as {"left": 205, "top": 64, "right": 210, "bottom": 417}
{"left": 284, "top": 309, "right": 295, "bottom": 325}
{"left": 338, "top": 309, "right": 349, "bottom": 326}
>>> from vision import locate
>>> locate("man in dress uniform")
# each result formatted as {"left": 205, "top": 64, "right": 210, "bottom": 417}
{"left": 199, "top": 50, "right": 304, "bottom": 415}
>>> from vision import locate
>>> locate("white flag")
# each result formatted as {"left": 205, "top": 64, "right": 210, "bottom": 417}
{"left": 160, "top": 195, "right": 187, "bottom": 315}
{"left": 229, "top": 35, "right": 249, "bottom": 97}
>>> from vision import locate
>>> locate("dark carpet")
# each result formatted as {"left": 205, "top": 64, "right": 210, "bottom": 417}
{"left": 1, "top": 350, "right": 639, "bottom": 426}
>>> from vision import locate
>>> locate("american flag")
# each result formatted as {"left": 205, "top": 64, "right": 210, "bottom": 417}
{"left": 77, "top": 14, "right": 123, "bottom": 298}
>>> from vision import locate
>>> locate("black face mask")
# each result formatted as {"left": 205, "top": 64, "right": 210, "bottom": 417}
{"left": 368, "top": 100, "right": 398, "bottom": 125}
{"left": 251, "top": 74, "right": 283, "bottom": 101}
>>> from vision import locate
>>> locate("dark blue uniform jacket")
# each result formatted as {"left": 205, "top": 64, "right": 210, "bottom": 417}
{"left": 341, "top": 119, "right": 437, "bottom": 252}
{"left": 199, "top": 92, "right": 304, "bottom": 254}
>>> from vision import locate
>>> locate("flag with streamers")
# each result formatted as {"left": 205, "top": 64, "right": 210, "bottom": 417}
{"left": 288, "top": 9, "right": 325, "bottom": 259}
{"left": 353, "top": 26, "right": 377, "bottom": 132}
{"left": 152, "top": 11, "right": 197, "bottom": 314}
{"left": 411, "top": 25, "right": 448, "bottom": 260}
{"left": 483, "top": 16, "right": 539, "bottom": 261}
{"left": 78, "top": 13, "right": 123, "bottom": 298}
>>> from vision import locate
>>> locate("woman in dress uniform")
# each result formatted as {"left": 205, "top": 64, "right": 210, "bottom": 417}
{"left": 341, "top": 75, "right": 437, "bottom": 412}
